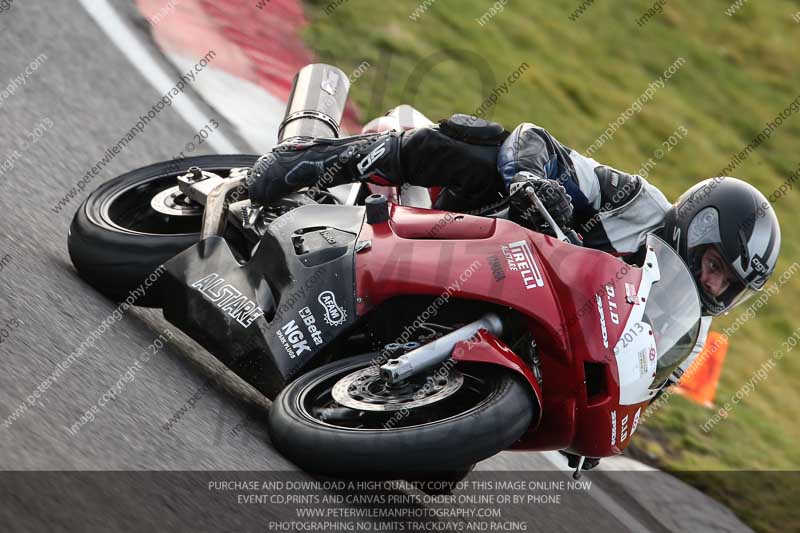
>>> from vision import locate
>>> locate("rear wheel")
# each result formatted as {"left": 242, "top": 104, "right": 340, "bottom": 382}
{"left": 268, "top": 353, "right": 536, "bottom": 475}
{"left": 68, "top": 155, "right": 259, "bottom": 307}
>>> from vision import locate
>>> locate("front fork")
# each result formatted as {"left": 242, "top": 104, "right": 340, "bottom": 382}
{"left": 379, "top": 313, "right": 504, "bottom": 382}
{"left": 176, "top": 166, "right": 250, "bottom": 239}
{"left": 380, "top": 314, "right": 543, "bottom": 428}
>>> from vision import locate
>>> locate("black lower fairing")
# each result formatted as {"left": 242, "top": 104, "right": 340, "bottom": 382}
{"left": 161, "top": 205, "right": 365, "bottom": 398}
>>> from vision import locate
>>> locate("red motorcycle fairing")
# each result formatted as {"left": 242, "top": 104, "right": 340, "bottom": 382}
{"left": 451, "top": 329, "right": 543, "bottom": 428}
{"left": 354, "top": 203, "right": 649, "bottom": 458}
{"left": 524, "top": 229, "right": 649, "bottom": 457}
{"left": 355, "top": 205, "right": 565, "bottom": 333}
{"left": 390, "top": 207, "right": 497, "bottom": 240}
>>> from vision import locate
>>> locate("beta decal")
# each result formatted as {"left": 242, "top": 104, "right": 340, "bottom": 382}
{"left": 275, "top": 320, "right": 312, "bottom": 359}
{"left": 318, "top": 291, "right": 347, "bottom": 326}
{"left": 299, "top": 306, "right": 324, "bottom": 346}
{"left": 501, "top": 240, "right": 544, "bottom": 289}
{"left": 191, "top": 273, "right": 264, "bottom": 328}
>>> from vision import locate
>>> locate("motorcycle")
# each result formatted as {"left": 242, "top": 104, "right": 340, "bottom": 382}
{"left": 68, "top": 64, "right": 702, "bottom": 477}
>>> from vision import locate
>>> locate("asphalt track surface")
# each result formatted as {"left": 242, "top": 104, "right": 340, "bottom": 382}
{"left": 0, "top": 2, "right": 750, "bottom": 532}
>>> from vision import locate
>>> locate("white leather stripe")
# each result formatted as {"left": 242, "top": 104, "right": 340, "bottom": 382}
{"left": 598, "top": 179, "right": 671, "bottom": 254}
{"left": 568, "top": 150, "right": 602, "bottom": 210}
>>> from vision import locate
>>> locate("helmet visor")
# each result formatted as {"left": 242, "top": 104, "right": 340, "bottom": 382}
{"left": 686, "top": 208, "right": 755, "bottom": 315}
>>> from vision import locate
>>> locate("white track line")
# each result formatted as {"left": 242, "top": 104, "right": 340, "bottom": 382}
{"left": 162, "top": 49, "right": 283, "bottom": 153}
{"left": 541, "top": 451, "right": 653, "bottom": 533}
{"left": 77, "top": 0, "right": 239, "bottom": 154}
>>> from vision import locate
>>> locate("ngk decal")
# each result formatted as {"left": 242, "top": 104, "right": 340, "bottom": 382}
{"left": 501, "top": 240, "right": 544, "bottom": 289}
{"left": 275, "top": 320, "right": 312, "bottom": 359}
{"left": 318, "top": 291, "right": 347, "bottom": 326}
{"left": 299, "top": 306, "right": 324, "bottom": 346}
{"left": 604, "top": 284, "right": 620, "bottom": 325}
{"left": 191, "top": 273, "right": 264, "bottom": 328}
{"left": 596, "top": 294, "right": 609, "bottom": 348}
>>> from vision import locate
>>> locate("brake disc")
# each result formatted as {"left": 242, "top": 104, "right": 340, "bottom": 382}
{"left": 150, "top": 185, "right": 203, "bottom": 217}
{"left": 331, "top": 365, "right": 463, "bottom": 412}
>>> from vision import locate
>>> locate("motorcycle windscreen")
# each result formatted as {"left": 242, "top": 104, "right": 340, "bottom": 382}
{"left": 642, "top": 236, "right": 703, "bottom": 388}
{"left": 613, "top": 234, "right": 701, "bottom": 405}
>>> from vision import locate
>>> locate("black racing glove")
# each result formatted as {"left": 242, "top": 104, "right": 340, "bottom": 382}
{"left": 248, "top": 132, "right": 404, "bottom": 205}
{"left": 508, "top": 173, "right": 573, "bottom": 233}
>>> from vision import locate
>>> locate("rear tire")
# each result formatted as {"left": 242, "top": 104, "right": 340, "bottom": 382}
{"left": 268, "top": 354, "right": 536, "bottom": 475}
{"left": 68, "top": 155, "right": 259, "bottom": 307}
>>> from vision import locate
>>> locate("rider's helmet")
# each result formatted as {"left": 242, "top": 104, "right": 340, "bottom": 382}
{"left": 662, "top": 177, "right": 781, "bottom": 316}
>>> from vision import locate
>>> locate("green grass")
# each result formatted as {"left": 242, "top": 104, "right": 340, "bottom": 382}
{"left": 300, "top": 1, "right": 800, "bottom": 530}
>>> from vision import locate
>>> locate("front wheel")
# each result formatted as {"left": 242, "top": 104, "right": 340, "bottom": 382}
{"left": 68, "top": 155, "right": 259, "bottom": 307}
{"left": 268, "top": 354, "right": 536, "bottom": 475}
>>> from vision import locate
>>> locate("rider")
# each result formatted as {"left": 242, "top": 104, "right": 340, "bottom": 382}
{"left": 248, "top": 113, "right": 782, "bottom": 462}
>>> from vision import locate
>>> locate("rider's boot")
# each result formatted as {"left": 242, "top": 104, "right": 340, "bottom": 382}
{"left": 248, "top": 132, "right": 404, "bottom": 205}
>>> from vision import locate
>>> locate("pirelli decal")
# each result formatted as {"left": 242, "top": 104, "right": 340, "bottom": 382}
{"left": 501, "top": 240, "right": 544, "bottom": 289}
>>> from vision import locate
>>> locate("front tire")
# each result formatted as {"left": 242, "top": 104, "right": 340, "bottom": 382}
{"left": 268, "top": 354, "right": 536, "bottom": 475}
{"left": 68, "top": 155, "right": 259, "bottom": 307}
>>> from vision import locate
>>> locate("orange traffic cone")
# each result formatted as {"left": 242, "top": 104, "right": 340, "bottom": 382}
{"left": 675, "top": 331, "right": 729, "bottom": 408}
